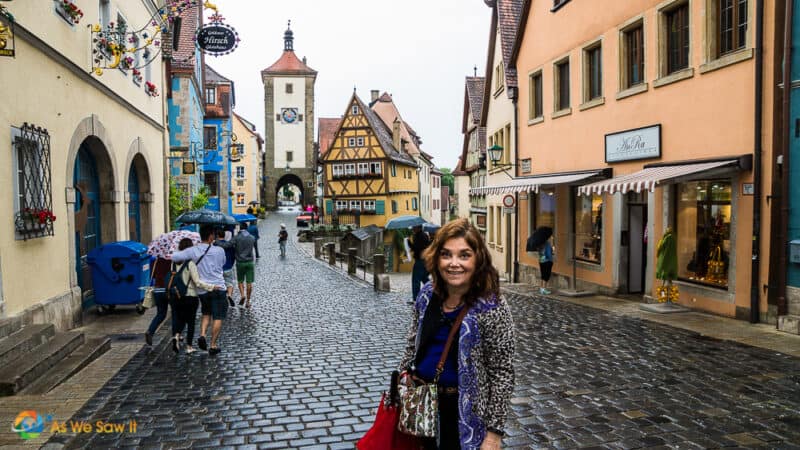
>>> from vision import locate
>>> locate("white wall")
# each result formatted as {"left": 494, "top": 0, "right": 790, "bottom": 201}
{"left": 273, "top": 76, "right": 307, "bottom": 170}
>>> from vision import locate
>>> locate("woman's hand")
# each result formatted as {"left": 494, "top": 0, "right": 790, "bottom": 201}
{"left": 480, "top": 431, "right": 502, "bottom": 449}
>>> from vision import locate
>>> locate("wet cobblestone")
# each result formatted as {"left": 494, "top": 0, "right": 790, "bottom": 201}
{"left": 45, "top": 213, "right": 800, "bottom": 449}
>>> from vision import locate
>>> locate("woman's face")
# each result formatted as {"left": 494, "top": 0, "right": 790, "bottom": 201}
{"left": 438, "top": 237, "right": 477, "bottom": 292}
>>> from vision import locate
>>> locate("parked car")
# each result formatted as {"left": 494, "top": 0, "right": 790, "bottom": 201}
{"left": 296, "top": 210, "right": 319, "bottom": 227}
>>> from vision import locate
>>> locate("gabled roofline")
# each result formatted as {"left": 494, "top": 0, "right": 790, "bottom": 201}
{"left": 480, "top": 6, "right": 499, "bottom": 128}
{"left": 509, "top": 0, "right": 531, "bottom": 68}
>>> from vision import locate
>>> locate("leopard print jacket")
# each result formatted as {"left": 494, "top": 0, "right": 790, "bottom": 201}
{"left": 399, "top": 282, "right": 516, "bottom": 449}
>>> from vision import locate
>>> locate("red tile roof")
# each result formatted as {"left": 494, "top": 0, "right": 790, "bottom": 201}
{"left": 317, "top": 118, "right": 341, "bottom": 156}
{"left": 498, "top": 0, "right": 523, "bottom": 89}
{"left": 262, "top": 51, "right": 317, "bottom": 76}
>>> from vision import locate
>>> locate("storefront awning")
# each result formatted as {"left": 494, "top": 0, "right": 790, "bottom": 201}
{"left": 578, "top": 156, "right": 752, "bottom": 195}
{"left": 469, "top": 169, "right": 608, "bottom": 196}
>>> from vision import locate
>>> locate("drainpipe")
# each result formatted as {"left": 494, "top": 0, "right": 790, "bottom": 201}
{"left": 778, "top": 0, "right": 794, "bottom": 318}
{"left": 751, "top": 0, "right": 765, "bottom": 323}
{"left": 512, "top": 93, "right": 520, "bottom": 283}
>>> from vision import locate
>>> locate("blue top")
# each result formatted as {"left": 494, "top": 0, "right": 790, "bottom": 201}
{"left": 540, "top": 241, "right": 553, "bottom": 263}
{"left": 216, "top": 239, "right": 236, "bottom": 271}
{"left": 416, "top": 307, "right": 461, "bottom": 387}
{"left": 247, "top": 224, "right": 260, "bottom": 240}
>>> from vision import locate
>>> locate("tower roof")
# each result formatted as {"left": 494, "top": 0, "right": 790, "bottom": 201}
{"left": 262, "top": 22, "right": 317, "bottom": 76}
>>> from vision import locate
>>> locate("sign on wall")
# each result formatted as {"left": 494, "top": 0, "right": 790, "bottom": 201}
{"left": 605, "top": 124, "right": 661, "bottom": 163}
{"left": 520, "top": 158, "right": 531, "bottom": 174}
{"left": 196, "top": 22, "right": 240, "bottom": 56}
{"left": 0, "top": 18, "right": 14, "bottom": 58}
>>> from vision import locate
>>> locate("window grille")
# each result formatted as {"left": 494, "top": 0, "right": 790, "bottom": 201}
{"left": 13, "top": 123, "right": 54, "bottom": 240}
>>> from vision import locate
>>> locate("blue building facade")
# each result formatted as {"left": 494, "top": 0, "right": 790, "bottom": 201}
{"left": 203, "top": 65, "right": 235, "bottom": 213}
{"left": 789, "top": 5, "right": 800, "bottom": 301}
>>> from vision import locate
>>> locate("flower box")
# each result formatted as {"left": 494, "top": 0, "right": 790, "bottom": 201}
{"left": 144, "top": 81, "right": 159, "bottom": 97}
{"left": 15, "top": 208, "right": 56, "bottom": 234}
{"left": 55, "top": 0, "right": 84, "bottom": 25}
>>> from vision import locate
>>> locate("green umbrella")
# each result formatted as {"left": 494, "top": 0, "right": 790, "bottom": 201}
{"left": 656, "top": 228, "right": 678, "bottom": 281}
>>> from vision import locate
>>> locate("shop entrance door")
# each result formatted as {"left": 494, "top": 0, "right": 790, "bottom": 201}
{"left": 74, "top": 144, "right": 102, "bottom": 308}
{"left": 628, "top": 203, "right": 647, "bottom": 293}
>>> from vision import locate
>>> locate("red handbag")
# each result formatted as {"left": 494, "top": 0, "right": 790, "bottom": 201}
{"left": 357, "top": 372, "right": 420, "bottom": 450}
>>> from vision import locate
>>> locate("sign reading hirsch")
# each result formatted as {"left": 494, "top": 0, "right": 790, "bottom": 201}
{"left": 196, "top": 23, "right": 239, "bottom": 56}
{"left": 605, "top": 124, "right": 661, "bottom": 163}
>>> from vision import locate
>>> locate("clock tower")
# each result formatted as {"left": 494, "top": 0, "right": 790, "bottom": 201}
{"left": 261, "top": 22, "right": 318, "bottom": 209}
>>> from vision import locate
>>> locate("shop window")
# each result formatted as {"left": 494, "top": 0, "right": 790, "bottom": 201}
{"left": 533, "top": 188, "right": 556, "bottom": 230}
{"left": 677, "top": 180, "right": 732, "bottom": 288}
{"left": 575, "top": 193, "right": 603, "bottom": 263}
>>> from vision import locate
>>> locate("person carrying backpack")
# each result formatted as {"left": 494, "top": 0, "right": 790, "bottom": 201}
{"left": 278, "top": 224, "right": 289, "bottom": 257}
{"left": 166, "top": 238, "right": 220, "bottom": 354}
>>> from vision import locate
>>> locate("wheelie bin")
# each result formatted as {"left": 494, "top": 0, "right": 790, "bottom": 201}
{"left": 86, "top": 241, "right": 151, "bottom": 314}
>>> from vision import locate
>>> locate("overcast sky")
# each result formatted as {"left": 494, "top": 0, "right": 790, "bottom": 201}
{"left": 209, "top": 0, "right": 492, "bottom": 170}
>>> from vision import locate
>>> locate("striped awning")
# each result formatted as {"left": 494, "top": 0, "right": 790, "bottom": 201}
{"left": 578, "top": 159, "right": 744, "bottom": 195}
{"left": 469, "top": 170, "right": 605, "bottom": 196}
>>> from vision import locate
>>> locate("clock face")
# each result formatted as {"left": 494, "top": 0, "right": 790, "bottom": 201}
{"left": 281, "top": 108, "right": 298, "bottom": 124}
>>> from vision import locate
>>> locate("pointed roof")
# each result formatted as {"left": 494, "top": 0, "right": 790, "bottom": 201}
{"left": 463, "top": 77, "right": 485, "bottom": 132}
{"left": 350, "top": 94, "right": 417, "bottom": 166}
{"left": 234, "top": 113, "right": 264, "bottom": 146}
{"left": 497, "top": 0, "right": 523, "bottom": 89}
{"left": 317, "top": 118, "right": 341, "bottom": 156}
{"left": 205, "top": 65, "right": 232, "bottom": 83}
{"left": 371, "top": 92, "right": 423, "bottom": 158}
{"left": 261, "top": 25, "right": 317, "bottom": 76}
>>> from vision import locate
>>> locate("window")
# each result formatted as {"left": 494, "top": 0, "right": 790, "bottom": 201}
{"left": 496, "top": 207, "right": 502, "bottom": 246}
{"left": 529, "top": 71, "right": 543, "bottom": 119}
{"left": 332, "top": 164, "right": 343, "bottom": 177}
{"left": 370, "top": 162, "right": 382, "bottom": 174}
{"left": 205, "top": 87, "right": 216, "bottom": 104}
{"left": 357, "top": 137, "right": 365, "bottom": 146}
{"left": 352, "top": 105, "right": 359, "bottom": 115}
{"left": 344, "top": 163, "right": 356, "bottom": 176}
{"left": 494, "top": 63, "right": 505, "bottom": 92}
{"left": 718, "top": 0, "right": 747, "bottom": 56}
{"left": 236, "top": 193, "right": 245, "bottom": 206}
{"left": 99, "top": 0, "right": 111, "bottom": 28}
{"left": 677, "top": 180, "right": 732, "bottom": 288}
{"left": 621, "top": 23, "right": 645, "bottom": 89}
{"left": 286, "top": 151, "right": 293, "bottom": 162}
{"left": 357, "top": 162, "right": 369, "bottom": 174}
{"left": 666, "top": 4, "right": 690, "bottom": 74}
{"left": 554, "top": 59, "right": 570, "bottom": 111}
{"left": 349, "top": 200, "right": 361, "bottom": 211}
{"left": 235, "top": 166, "right": 245, "bottom": 179}
{"left": 236, "top": 180, "right": 244, "bottom": 187}
{"left": 412, "top": 198, "right": 418, "bottom": 211}
{"left": 363, "top": 200, "right": 376, "bottom": 211}
{"left": 391, "top": 200, "right": 398, "bottom": 214}
{"left": 336, "top": 200, "right": 348, "bottom": 211}
{"left": 12, "top": 124, "right": 54, "bottom": 239}
{"left": 575, "top": 193, "right": 603, "bottom": 263}
{"left": 530, "top": 188, "right": 556, "bottom": 233}
{"left": 116, "top": 13, "right": 128, "bottom": 64}
{"left": 203, "top": 126, "right": 216, "bottom": 149}
{"left": 347, "top": 137, "right": 356, "bottom": 147}
{"left": 406, "top": 200, "right": 410, "bottom": 210}
{"left": 391, "top": 163, "right": 397, "bottom": 177}
{"left": 584, "top": 44, "right": 603, "bottom": 101}
{"left": 286, "top": 83, "right": 293, "bottom": 93}
{"left": 204, "top": 172, "right": 219, "bottom": 197}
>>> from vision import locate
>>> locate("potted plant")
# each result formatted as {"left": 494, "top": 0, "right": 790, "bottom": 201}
{"left": 57, "top": 0, "right": 84, "bottom": 25}
{"left": 131, "top": 68, "right": 143, "bottom": 84}
{"left": 15, "top": 207, "right": 57, "bottom": 232}
{"left": 144, "top": 81, "right": 159, "bottom": 97}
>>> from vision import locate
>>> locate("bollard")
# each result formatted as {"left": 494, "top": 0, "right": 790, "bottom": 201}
{"left": 347, "top": 247, "right": 357, "bottom": 275}
{"left": 314, "top": 238, "right": 323, "bottom": 259}
{"left": 373, "top": 254, "right": 385, "bottom": 291}
{"left": 326, "top": 243, "right": 336, "bottom": 266}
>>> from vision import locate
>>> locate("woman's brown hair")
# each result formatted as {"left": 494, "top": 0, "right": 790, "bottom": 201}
{"left": 422, "top": 218, "right": 500, "bottom": 305}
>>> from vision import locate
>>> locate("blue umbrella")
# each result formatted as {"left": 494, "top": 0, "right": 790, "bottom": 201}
{"left": 176, "top": 209, "right": 237, "bottom": 225}
{"left": 384, "top": 215, "right": 426, "bottom": 230}
{"left": 232, "top": 213, "right": 257, "bottom": 223}
{"left": 422, "top": 223, "right": 440, "bottom": 234}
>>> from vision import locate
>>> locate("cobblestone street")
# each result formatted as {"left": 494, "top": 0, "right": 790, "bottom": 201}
{"left": 42, "top": 214, "right": 800, "bottom": 449}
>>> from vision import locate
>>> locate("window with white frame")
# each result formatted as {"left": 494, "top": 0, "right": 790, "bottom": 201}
{"left": 349, "top": 200, "right": 361, "bottom": 211}
{"left": 357, "top": 136, "right": 365, "bottom": 146}
{"left": 357, "top": 162, "right": 369, "bottom": 174}
{"left": 236, "top": 193, "right": 245, "bottom": 206}
{"left": 332, "top": 164, "right": 343, "bottom": 177}
{"left": 370, "top": 162, "right": 382, "bottom": 174}
{"left": 347, "top": 137, "right": 356, "bottom": 147}
{"left": 335, "top": 200, "right": 348, "bottom": 210}
{"left": 236, "top": 166, "right": 245, "bottom": 179}
{"left": 363, "top": 200, "right": 376, "bottom": 211}
{"left": 352, "top": 105, "right": 359, "bottom": 115}
{"left": 344, "top": 163, "right": 356, "bottom": 175}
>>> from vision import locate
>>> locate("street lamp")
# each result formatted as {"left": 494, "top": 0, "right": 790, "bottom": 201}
{"left": 487, "top": 144, "right": 515, "bottom": 178}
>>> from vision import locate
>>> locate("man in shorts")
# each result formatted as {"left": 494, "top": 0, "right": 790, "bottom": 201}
{"left": 217, "top": 227, "right": 256, "bottom": 308}
{"left": 171, "top": 224, "right": 227, "bottom": 355}
{"left": 216, "top": 229, "right": 237, "bottom": 307}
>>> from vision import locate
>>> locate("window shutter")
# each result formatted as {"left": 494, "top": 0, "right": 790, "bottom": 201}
{"left": 375, "top": 200, "right": 385, "bottom": 215}
{"left": 325, "top": 200, "right": 333, "bottom": 214}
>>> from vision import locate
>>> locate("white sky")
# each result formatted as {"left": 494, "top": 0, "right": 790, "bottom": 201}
{"left": 209, "top": 0, "right": 492, "bottom": 170}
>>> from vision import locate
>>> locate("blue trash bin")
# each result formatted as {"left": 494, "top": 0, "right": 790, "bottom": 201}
{"left": 86, "top": 241, "right": 151, "bottom": 306}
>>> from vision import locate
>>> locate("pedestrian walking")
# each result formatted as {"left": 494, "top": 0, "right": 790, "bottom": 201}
{"left": 397, "top": 218, "right": 515, "bottom": 450}
{"left": 409, "top": 224, "right": 432, "bottom": 303}
{"left": 171, "top": 224, "right": 227, "bottom": 355}
{"left": 278, "top": 224, "right": 288, "bottom": 257}
{"left": 216, "top": 229, "right": 237, "bottom": 307}
{"left": 217, "top": 226, "right": 256, "bottom": 308}
{"left": 144, "top": 256, "right": 171, "bottom": 346}
{"left": 169, "top": 238, "right": 220, "bottom": 354}
{"left": 247, "top": 221, "right": 260, "bottom": 259}
{"left": 538, "top": 234, "right": 554, "bottom": 295}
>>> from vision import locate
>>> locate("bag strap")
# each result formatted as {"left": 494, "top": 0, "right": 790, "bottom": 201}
{"left": 149, "top": 258, "right": 159, "bottom": 285}
{"left": 433, "top": 306, "right": 469, "bottom": 383}
{"left": 195, "top": 243, "right": 213, "bottom": 266}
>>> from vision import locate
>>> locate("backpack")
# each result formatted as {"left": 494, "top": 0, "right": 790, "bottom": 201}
{"left": 164, "top": 262, "right": 190, "bottom": 301}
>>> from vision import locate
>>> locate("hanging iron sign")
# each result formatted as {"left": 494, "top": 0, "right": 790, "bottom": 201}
{"left": 196, "top": 22, "right": 239, "bottom": 56}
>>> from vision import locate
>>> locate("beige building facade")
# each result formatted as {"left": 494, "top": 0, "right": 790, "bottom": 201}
{"left": 231, "top": 114, "right": 263, "bottom": 214}
{"left": 0, "top": 1, "right": 166, "bottom": 329}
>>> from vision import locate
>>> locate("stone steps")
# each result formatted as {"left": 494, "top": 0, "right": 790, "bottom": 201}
{"left": 19, "top": 337, "right": 111, "bottom": 395}
{"left": 0, "top": 324, "right": 55, "bottom": 368}
{"left": 0, "top": 316, "right": 24, "bottom": 340}
{"left": 777, "top": 314, "right": 800, "bottom": 335}
{"left": 0, "top": 331, "right": 84, "bottom": 396}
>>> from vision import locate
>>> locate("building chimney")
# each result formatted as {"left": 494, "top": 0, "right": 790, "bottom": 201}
{"left": 371, "top": 90, "right": 379, "bottom": 103}
{"left": 393, "top": 118, "right": 402, "bottom": 150}
{"left": 302, "top": 56, "right": 307, "bottom": 65}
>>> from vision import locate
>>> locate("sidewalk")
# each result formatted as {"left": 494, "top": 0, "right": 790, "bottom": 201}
{"left": 296, "top": 236, "right": 800, "bottom": 359}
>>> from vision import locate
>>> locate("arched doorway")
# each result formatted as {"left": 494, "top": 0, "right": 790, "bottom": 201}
{"left": 73, "top": 136, "right": 116, "bottom": 306}
{"left": 127, "top": 152, "right": 152, "bottom": 243}
{"left": 128, "top": 165, "right": 141, "bottom": 242}
{"left": 275, "top": 173, "right": 306, "bottom": 208}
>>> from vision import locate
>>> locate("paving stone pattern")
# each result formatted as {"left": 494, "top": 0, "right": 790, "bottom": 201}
{"left": 46, "top": 213, "right": 800, "bottom": 449}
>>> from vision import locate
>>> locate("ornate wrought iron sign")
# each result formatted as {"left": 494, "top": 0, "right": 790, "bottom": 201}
{"left": 196, "top": 21, "right": 239, "bottom": 56}
{"left": 0, "top": 5, "right": 15, "bottom": 58}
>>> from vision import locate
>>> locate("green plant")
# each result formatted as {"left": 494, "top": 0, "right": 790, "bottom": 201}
{"left": 191, "top": 186, "right": 210, "bottom": 210}
{"left": 169, "top": 181, "right": 210, "bottom": 230}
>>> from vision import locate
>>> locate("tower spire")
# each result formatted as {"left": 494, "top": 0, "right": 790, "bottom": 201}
{"left": 284, "top": 20, "right": 294, "bottom": 51}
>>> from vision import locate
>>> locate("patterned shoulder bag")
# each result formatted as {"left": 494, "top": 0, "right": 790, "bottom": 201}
{"left": 397, "top": 306, "right": 468, "bottom": 438}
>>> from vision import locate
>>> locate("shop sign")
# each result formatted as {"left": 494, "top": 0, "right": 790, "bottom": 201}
{"left": 0, "top": 20, "right": 15, "bottom": 58}
{"left": 605, "top": 124, "right": 661, "bottom": 163}
{"left": 742, "top": 183, "right": 754, "bottom": 195}
{"left": 182, "top": 161, "right": 196, "bottom": 175}
{"left": 196, "top": 22, "right": 239, "bottom": 56}
{"left": 520, "top": 158, "right": 531, "bottom": 174}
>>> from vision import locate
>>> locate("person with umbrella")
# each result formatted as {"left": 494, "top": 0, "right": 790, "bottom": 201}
{"left": 527, "top": 226, "right": 554, "bottom": 295}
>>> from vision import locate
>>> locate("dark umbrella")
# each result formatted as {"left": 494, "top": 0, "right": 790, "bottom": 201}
{"left": 176, "top": 209, "right": 237, "bottom": 225}
{"left": 526, "top": 226, "right": 553, "bottom": 252}
{"left": 232, "top": 213, "right": 257, "bottom": 223}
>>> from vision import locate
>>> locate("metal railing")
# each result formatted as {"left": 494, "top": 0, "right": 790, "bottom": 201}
{"left": 317, "top": 240, "right": 387, "bottom": 291}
